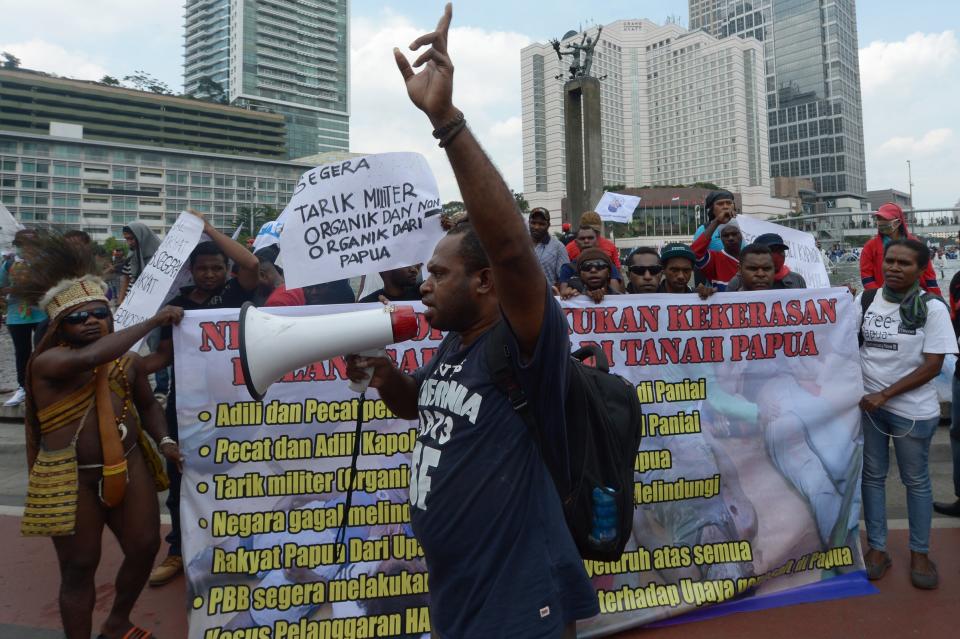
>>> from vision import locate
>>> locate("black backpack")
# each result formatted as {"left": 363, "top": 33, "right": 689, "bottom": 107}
{"left": 485, "top": 322, "right": 643, "bottom": 562}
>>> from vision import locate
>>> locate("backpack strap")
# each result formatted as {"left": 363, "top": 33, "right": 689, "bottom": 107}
{"left": 859, "top": 289, "right": 947, "bottom": 347}
{"left": 858, "top": 288, "right": 879, "bottom": 347}
{"left": 920, "top": 291, "right": 948, "bottom": 309}
{"left": 484, "top": 322, "right": 542, "bottom": 449}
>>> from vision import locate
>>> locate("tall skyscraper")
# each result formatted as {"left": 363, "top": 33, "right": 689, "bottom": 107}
{"left": 689, "top": 0, "right": 867, "bottom": 199}
{"left": 521, "top": 19, "right": 790, "bottom": 221}
{"left": 184, "top": 0, "right": 349, "bottom": 159}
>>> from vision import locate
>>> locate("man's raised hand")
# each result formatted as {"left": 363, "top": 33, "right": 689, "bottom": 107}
{"left": 394, "top": 3, "right": 458, "bottom": 125}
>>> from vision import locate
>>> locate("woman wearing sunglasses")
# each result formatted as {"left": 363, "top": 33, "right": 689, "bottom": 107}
{"left": 561, "top": 247, "right": 622, "bottom": 304}
{"left": 14, "top": 231, "right": 185, "bottom": 639}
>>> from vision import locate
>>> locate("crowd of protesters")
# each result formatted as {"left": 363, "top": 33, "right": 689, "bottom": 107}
{"left": 4, "top": 145, "right": 960, "bottom": 636}
{"left": 3, "top": 135, "right": 959, "bottom": 639}
{"left": 532, "top": 193, "right": 959, "bottom": 594}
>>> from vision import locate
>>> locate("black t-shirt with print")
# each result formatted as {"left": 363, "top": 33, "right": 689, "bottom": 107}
{"left": 408, "top": 289, "right": 598, "bottom": 637}
{"left": 161, "top": 278, "right": 256, "bottom": 432}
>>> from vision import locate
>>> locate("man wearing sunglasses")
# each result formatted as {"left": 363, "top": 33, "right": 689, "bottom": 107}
{"left": 625, "top": 247, "right": 662, "bottom": 294}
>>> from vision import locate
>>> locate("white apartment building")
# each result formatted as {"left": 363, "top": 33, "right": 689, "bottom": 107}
{"left": 521, "top": 19, "right": 791, "bottom": 227}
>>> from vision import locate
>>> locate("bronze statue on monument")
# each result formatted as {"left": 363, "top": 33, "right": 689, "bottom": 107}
{"left": 552, "top": 26, "right": 604, "bottom": 229}
{"left": 550, "top": 25, "right": 603, "bottom": 80}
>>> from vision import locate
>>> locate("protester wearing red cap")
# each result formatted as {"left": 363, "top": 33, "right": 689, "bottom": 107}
{"left": 860, "top": 203, "right": 940, "bottom": 296}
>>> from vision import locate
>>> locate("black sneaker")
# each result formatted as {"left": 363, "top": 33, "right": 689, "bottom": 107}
{"left": 933, "top": 499, "right": 960, "bottom": 517}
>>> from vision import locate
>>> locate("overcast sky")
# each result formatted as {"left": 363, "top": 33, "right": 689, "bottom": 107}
{"left": 0, "top": 0, "right": 956, "bottom": 209}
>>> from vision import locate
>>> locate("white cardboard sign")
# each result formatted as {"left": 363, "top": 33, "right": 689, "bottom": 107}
{"left": 114, "top": 211, "right": 204, "bottom": 345}
{"left": 737, "top": 216, "right": 830, "bottom": 288}
{"left": 279, "top": 152, "right": 444, "bottom": 288}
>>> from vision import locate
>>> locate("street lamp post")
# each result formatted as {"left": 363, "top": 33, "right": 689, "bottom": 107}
{"left": 907, "top": 160, "right": 914, "bottom": 210}
{"left": 250, "top": 186, "right": 258, "bottom": 239}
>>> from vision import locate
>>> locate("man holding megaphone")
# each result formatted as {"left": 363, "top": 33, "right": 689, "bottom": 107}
{"left": 345, "top": 5, "right": 598, "bottom": 637}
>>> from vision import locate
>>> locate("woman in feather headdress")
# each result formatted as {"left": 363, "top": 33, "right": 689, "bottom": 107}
{"left": 14, "top": 231, "right": 185, "bottom": 639}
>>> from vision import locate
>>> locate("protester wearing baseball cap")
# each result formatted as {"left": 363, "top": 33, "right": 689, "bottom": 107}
{"left": 860, "top": 202, "right": 940, "bottom": 295}
{"left": 658, "top": 243, "right": 697, "bottom": 294}
{"left": 727, "top": 233, "right": 807, "bottom": 291}
{"left": 528, "top": 207, "right": 567, "bottom": 286}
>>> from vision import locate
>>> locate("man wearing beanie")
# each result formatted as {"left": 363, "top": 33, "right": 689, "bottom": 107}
{"left": 691, "top": 202, "right": 743, "bottom": 291}
{"left": 692, "top": 190, "right": 736, "bottom": 252}
{"left": 565, "top": 211, "right": 622, "bottom": 268}
{"left": 860, "top": 202, "right": 940, "bottom": 295}
{"left": 562, "top": 247, "right": 621, "bottom": 303}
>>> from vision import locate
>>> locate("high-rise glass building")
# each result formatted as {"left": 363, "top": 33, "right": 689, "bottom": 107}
{"left": 689, "top": 0, "right": 867, "bottom": 199}
{"left": 184, "top": 0, "right": 350, "bottom": 159}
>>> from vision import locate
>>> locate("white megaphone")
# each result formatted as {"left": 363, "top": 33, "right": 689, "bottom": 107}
{"left": 238, "top": 302, "right": 418, "bottom": 401}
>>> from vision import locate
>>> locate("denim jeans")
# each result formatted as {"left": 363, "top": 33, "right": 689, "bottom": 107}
{"left": 861, "top": 407, "right": 939, "bottom": 553}
{"left": 951, "top": 376, "right": 960, "bottom": 498}
{"left": 164, "top": 391, "right": 181, "bottom": 557}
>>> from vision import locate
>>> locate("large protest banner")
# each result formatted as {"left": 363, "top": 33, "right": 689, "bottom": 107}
{"left": 175, "top": 290, "right": 872, "bottom": 639}
{"left": 114, "top": 211, "right": 204, "bottom": 345}
{"left": 279, "top": 153, "right": 445, "bottom": 289}
{"left": 737, "top": 216, "right": 831, "bottom": 288}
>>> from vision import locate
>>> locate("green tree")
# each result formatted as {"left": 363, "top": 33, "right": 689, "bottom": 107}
{"left": 512, "top": 191, "right": 529, "bottom": 213}
{"left": 99, "top": 75, "right": 121, "bottom": 86}
{"left": 691, "top": 181, "right": 722, "bottom": 190}
{"left": 191, "top": 75, "right": 227, "bottom": 104}
{"left": 1, "top": 52, "right": 21, "bottom": 69}
{"left": 603, "top": 184, "right": 627, "bottom": 192}
{"left": 236, "top": 205, "right": 280, "bottom": 245}
{"left": 102, "top": 236, "right": 127, "bottom": 256}
{"left": 123, "top": 70, "right": 173, "bottom": 94}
